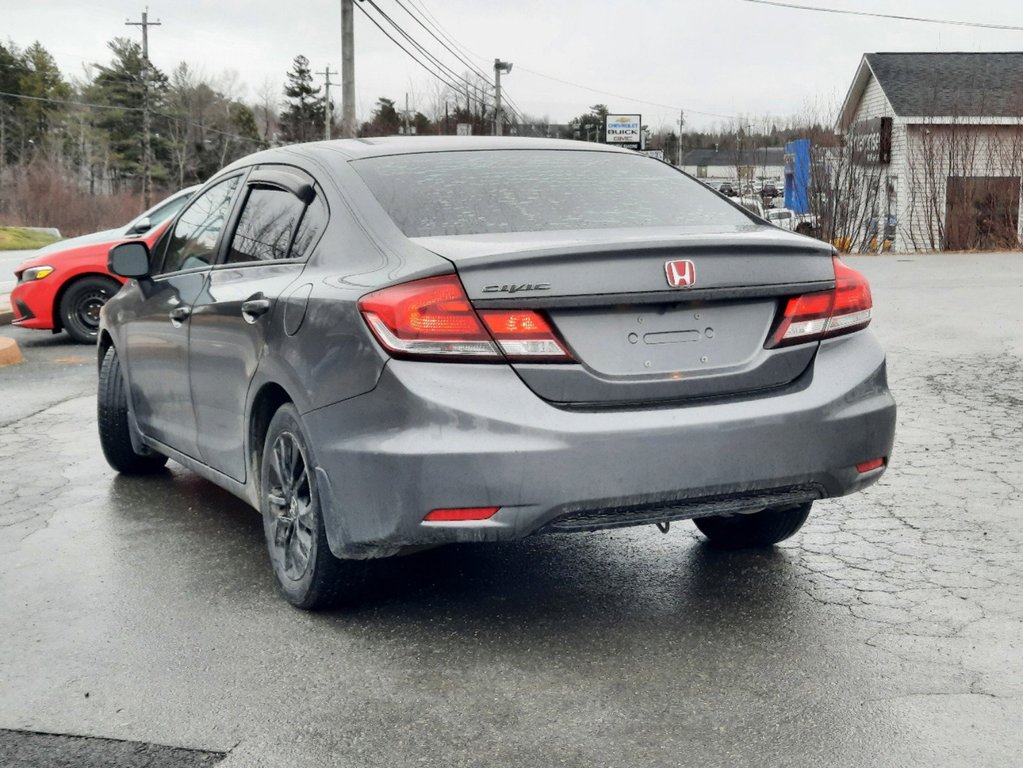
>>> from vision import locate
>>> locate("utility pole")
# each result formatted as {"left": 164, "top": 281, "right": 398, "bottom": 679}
{"left": 126, "top": 8, "right": 161, "bottom": 207}
{"left": 340, "top": 0, "right": 356, "bottom": 138}
{"left": 316, "top": 65, "right": 337, "bottom": 140}
{"left": 493, "top": 59, "right": 513, "bottom": 136}
{"left": 677, "top": 109, "right": 685, "bottom": 167}
{"left": 404, "top": 92, "right": 411, "bottom": 135}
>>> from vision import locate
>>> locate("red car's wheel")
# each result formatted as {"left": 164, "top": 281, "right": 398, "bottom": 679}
{"left": 60, "top": 275, "right": 121, "bottom": 344}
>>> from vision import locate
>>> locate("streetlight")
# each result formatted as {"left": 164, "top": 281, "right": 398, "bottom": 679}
{"left": 494, "top": 59, "right": 513, "bottom": 136}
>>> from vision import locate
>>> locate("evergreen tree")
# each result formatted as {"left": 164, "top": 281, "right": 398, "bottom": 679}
{"left": 19, "top": 42, "right": 71, "bottom": 142}
{"left": 359, "top": 97, "right": 401, "bottom": 137}
{"left": 0, "top": 41, "right": 72, "bottom": 165}
{"left": 85, "top": 38, "right": 170, "bottom": 187}
{"left": 279, "top": 55, "right": 323, "bottom": 144}
{"left": 568, "top": 104, "right": 609, "bottom": 142}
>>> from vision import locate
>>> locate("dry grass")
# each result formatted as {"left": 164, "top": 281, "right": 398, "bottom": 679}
{"left": 0, "top": 160, "right": 163, "bottom": 237}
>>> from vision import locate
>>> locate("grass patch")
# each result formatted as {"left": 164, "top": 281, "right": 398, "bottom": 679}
{"left": 0, "top": 227, "right": 62, "bottom": 251}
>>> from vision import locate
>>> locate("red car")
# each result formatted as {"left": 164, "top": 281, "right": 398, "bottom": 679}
{"left": 9, "top": 186, "right": 197, "bottom": 343}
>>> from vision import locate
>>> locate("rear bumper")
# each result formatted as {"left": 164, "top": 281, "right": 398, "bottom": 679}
{"left": 304, "top": 330, "right": 896, "bottom": 558}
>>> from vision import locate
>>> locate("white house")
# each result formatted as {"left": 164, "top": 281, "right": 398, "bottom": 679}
{"left": 837, "top": 52, "right": 1023, "bottom": 252}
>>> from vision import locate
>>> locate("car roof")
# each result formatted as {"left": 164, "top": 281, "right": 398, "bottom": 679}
{"left": 220, "top": 136, "right": 638, "bottom": 172}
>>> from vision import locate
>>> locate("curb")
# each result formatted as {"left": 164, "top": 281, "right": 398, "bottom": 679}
{"left": 0, "top": 335, "right": 23, "bottom": 367}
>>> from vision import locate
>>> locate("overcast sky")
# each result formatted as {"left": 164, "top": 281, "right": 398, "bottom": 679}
{"left": 4, "top": 0, "right": 1023, "bottom": 132}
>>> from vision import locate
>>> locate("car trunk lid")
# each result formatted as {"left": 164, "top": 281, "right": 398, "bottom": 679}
{"left": 413, "top": 226, "right": 836, "bottom": 406}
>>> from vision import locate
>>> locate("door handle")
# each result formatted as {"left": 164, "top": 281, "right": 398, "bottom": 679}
{"left": 169, "top": 306, "right": 192, "bottom": 325}
{"left": 241, "top": 298, "right": 272, "bottom": 322}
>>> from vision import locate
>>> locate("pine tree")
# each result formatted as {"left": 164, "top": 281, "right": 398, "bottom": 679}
{"left": 86, "top": 38, "right": 170, "bottom": 187}
{"left": 279, "top": 55, "right": 324, "bottom": 144}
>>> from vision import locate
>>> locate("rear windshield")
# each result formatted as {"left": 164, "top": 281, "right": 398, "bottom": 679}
{"left": 350, "top": 149, "right": 752, "bottom": 237}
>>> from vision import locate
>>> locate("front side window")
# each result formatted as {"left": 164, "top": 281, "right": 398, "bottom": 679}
{"left": 146, "top": 192, "right": 193, "bottom": 228}
{"left": 157, "top": 177, "right": 240, "bottom": 275}
{"left": 227, "top": 187, "right": 306, "bottom": 263}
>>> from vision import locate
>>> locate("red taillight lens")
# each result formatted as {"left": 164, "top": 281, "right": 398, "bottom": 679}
{"left": 478, "top": 310, "right": 569, "bottom": 359}
{"left": 424, "top": 507, "right": 500, "bottom": 522}
{"left": 359, "top": 275, "right": 500, "bottom": 359}
{"left": 767, "top": 256, "right": 872, "bottom": 348}
{"left": 358, "top": 275, "right": 571, "bottom": 362}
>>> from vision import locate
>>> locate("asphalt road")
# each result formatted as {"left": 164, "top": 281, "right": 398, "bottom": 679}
{"left": 1, "top": 254, "right": 1021, "bottom": 767}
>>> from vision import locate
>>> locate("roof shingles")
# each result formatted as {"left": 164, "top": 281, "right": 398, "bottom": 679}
{"left": 866, "top": 52, "right": 1023, "bottom": 118}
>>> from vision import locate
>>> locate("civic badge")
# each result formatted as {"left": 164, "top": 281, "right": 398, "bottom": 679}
{"left": 665, "top": 259, "right": 696, "bottom": 288}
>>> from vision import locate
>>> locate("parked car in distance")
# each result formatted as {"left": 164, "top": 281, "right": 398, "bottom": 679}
{"left": 98, "top": 137, "right": 895, "bottom": 610}
{"left": 9, "top": 186, "right": 199, "bottom": 343}
{"left": 717, "top": 182, "right": 738, "bottom": 197}
{"left": 765, "top": 207, "right": 818, "bottom": 236}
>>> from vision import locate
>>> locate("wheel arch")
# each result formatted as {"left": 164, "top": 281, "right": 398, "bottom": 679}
{"left": 97, "top": 330, "right": 114, "bottom": 373}
{"left": 248, "top": 382, "right": 295, "bottom": 495}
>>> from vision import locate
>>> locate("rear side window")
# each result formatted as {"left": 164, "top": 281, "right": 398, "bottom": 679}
{"left": 290, "top": 194, "right": 328, "bottom": 261}
{"left": 351, "top": 149, "right": 752, "bottom": 237}
{"left": 227, "top": 187, "right": 306, "bottom": 263}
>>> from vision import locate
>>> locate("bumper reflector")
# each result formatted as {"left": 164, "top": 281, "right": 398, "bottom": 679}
{"left": 856, "top": 458, "right": 885, "bottom": 473}
{"left": 424, "top": 507, "right": 500, "bottom": 522}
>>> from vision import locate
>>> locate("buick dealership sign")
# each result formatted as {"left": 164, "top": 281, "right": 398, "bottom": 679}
{"left": 605, "top": 114, "right": 642, "bottom": 146}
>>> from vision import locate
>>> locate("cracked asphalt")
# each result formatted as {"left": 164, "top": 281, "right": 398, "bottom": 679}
{"left": 1, "top": 253, "right": 1020, "bottom": 767}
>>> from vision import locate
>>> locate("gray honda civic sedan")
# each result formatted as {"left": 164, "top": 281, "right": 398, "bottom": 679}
{"left": 98, "top": 137, "right": 896, "bottom": 609}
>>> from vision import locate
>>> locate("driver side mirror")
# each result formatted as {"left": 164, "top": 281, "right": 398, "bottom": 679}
{"left": 126, "top": 216, "right": 152, "bottom": 236}
{"left": 109, "top": 241, "right": 151, "bottom": 279}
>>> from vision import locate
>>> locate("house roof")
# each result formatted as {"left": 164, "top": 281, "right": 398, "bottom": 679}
{"left": 681, "top": 147, "right": 785, "bottom": 167}
{"left": 838, "top": 52, "right": 1023, "bottom": 130}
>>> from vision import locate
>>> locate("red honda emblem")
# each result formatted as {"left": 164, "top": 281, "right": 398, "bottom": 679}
{"left": 665, "top": 259, "right": 696, "bottom": 288}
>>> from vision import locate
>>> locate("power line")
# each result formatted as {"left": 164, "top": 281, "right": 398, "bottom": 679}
{"left": 364, "top": 0, "right": 474, "bottom": 92}
{"left": 378, "top": 0, "right": 527, "bottom": 125}
{"left": 511, "top": 65, "right": 740, "bottom": 120}
{"left": 399, "top": 0, "right": 740, "bottom": 122}
{"left": 375, "top": 0, "right": 528, "bottom": 126}
{"left": 396, "top": 0, "right": 532, "bottom": 124}
{"left": 390, "top": 0, "right": 491, "bottom": 84}
{"left": 353, "top": 2, "right": 474, "bottom": 103}
{"left": 357, "top": 1, "right": 529, "bottom": 128}
{"left": 741, "top": 0, "right": 1023, "bottom": 31}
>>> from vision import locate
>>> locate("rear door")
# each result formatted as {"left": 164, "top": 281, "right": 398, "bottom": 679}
{"left": 188, "top": 167, "right": 328, "bottom": 481}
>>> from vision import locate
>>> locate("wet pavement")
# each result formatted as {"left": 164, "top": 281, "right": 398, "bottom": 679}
{"left": 1, "top": 254, "right": 1021, "bottom": 767}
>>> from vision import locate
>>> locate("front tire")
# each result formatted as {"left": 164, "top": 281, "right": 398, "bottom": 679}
{"left": 97, "top": 346, "right": 168, "bottom": 474}
{"left": 60, "top": 275, "right": 121, "bottom": 344}
{"left": 693, "top": 502, "right": 812, "bottom": 548}
{"left": 260, "top": 404, "right": 367, "bottom": 610}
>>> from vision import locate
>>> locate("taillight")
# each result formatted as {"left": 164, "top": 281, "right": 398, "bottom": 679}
{"left": 478, "top": 310, "right": 569, "bottom": 359}
{"left": 358, "top": 274, "right": 571, "bottom": 362}
{"left": 767, "top": 256, "right": 872, "bottom": 348}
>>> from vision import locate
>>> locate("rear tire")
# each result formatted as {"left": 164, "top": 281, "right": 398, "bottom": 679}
{"left": 60, "top": 275, "right": 121, "bottom": 344}
{"left": 693, "top": 502, "right": 812, "bottom": 548}
{"left": 97, "top": 346, "right": 168, "bottom": 474}
{"left": 260, "top": 403, "right": 368, "bottom": 610}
